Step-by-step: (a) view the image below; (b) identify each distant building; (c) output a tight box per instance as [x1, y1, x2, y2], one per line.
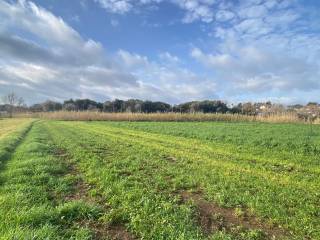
[287, 103, 320, 120]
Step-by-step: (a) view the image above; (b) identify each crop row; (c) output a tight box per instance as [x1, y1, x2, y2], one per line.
[1, 120, 318, 239]
[42, 121, 320, 239]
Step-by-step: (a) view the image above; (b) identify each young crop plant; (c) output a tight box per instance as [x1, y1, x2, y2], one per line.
[0, 122, 111, 239]
[37, 120, 320, 239]
[0, 119, 319, 239]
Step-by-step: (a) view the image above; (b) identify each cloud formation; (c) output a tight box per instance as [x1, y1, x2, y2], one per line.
[0, 0, 319, 105]
[94, 0, 216, 23]
[190, 0, 320, 103]
[92, 0, 320, 103]
[116, 50, 217, 102]
[0, 0, 216, 104]
[0, 0, 144, 103]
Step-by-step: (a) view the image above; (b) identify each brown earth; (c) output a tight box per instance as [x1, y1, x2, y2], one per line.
[179, 190, 289, 239]
[54, 148, 136, 240]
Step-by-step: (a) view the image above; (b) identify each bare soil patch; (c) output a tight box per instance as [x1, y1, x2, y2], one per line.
[54, 148, 135, 240]
[179, 190, 288, 239]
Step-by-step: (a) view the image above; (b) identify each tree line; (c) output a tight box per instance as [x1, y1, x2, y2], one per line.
[28, 99, 232, 114]
[1, 92, 319, 117]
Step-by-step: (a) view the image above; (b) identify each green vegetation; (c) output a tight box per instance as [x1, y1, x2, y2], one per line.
[0, 120, 319, 239]
[0, 119, 33, 167]
[0, 121, 105, 239]
[0, 119, 32, 140]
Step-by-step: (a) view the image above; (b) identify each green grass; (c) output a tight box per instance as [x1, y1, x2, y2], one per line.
[1, 120, 319, 239]
[0, 122, 103, 239]
[0, 119, 33, 168]
[0, 119, 33, 139]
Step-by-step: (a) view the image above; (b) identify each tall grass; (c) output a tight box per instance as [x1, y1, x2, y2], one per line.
[314, 117, 320, 124]
[16, 111, 309, 123]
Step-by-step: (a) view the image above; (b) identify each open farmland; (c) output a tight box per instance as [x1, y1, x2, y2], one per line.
[0, 119, 319, 240]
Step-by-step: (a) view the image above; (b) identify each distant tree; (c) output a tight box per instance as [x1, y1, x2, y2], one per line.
[307, 102, 318, 106]
[73, 99, 102, 111]
[41, 100, 62, 112]
[63, 99, 76, 111]
[265, 101, 272, 107]
[289, 104, 303, 109]
[104, 99, 143, 113]
[63, 103, 76, 111]
[152, 101, 171, 112]
[113, 99, 125, 112]
[141, 101, 171, 113]
[103, 101, 113, 112]
[1, 92, 25, 117]
[270, 103, 285, 113]
[173, 101, 195, 113]
[141, 101, 153, 113]
[124, 99, 143, 112]
[241, 102, 256, 115]
[173, 100, 228, 113]
[229, 103, 241, 114]
[29, 104, 44, 112]
[199, 100, 228, 113]
[63, 99, 75, 105]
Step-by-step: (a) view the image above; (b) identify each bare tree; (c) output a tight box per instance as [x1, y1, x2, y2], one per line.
[1, 92, 24, 117]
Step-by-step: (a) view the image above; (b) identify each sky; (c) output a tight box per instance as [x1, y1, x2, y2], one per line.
[0, 0, 319, 105]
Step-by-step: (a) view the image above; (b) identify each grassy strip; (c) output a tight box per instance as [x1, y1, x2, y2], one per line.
[27, 111, 305, 124]
[81, 123, 320, 183]
[47, 120, 320, 239]
[0, 119, 33, 140]
[54, 148, 136, 240]
[0, 122, 103, 239]
[61, 122, 318, 202]
[0, 119, 34, 170]
[43, 121, 209, 239]
[78, 122, 318, 240]
[44, 121, 296, 240]
[101, 121, 320, 161]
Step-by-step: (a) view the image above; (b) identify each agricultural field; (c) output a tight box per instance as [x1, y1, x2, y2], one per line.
[0, 119, 319, 240]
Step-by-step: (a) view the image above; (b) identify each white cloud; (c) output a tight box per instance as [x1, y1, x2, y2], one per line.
[0, 0, 218, 104]
[0, 1, 82, 47]
[191, 0, 320, 102]
[234, 18, 273, 38]
[117, 49, 149, 68]
[1, 63, 58, 84]
[238, 4, 267, 18]
[159, 52, 180, 64]
[93, 0, 216, 23]
[173, 0, 214, 23]
[94, 0, 133, 14]
[191, 48, 233, 68]
[192, 43, 320, 92]
[70, 15, 80, 22]
[0, 0, 150, 103]
[116, 50, 218, 102]
[215, 10, 235, 22]
[1, 0, 319, 105]
[110, 19, 119, 27]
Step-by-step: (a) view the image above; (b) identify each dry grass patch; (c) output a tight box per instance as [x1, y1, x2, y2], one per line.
[18, 111, 309, 124]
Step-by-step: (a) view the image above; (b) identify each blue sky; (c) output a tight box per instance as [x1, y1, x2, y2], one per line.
[0, 0, 319, 104]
